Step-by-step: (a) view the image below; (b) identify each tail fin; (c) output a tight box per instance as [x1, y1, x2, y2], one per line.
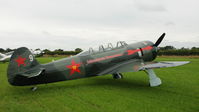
[7, 47, 44, 85]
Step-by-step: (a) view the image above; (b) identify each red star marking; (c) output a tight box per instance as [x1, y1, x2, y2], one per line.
[66, 60, 81, 75]
[15, 56, 26, 67]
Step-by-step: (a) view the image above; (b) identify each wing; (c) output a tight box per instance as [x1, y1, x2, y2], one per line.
[97, 59, 144, 75]
[97, 59, 190, 75]
[139, 61, 190, 70]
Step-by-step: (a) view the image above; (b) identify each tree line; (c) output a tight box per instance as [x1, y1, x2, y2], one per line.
[0, 48, 83, 56]
[159, 46, 199, 56]
[1, 46, 199, 56]
[42, 48, 83, 56]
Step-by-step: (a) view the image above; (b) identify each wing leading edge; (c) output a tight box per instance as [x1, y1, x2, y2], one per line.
[139, 61, 190, 70]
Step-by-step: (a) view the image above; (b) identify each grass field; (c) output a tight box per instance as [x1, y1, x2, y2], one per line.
[0, 57, 198, 112]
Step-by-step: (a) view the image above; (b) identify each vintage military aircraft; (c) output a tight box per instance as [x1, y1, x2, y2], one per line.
[7, 33, 189, 91]
[0, 51, 14, 62]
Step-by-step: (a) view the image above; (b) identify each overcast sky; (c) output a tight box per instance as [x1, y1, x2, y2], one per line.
[0, 0, 199, 51]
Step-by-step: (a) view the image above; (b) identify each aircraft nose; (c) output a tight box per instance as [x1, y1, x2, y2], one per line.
[152, 46, 158, 60]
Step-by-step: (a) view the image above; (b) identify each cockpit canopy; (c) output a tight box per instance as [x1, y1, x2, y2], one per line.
[78, 41, 128, 56]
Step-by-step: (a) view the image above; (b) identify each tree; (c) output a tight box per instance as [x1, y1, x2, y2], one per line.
[191, 47, 199, 50]
[54, 49, 64, 52]
[54, 49, 64, 55]
[160, 46, 175, 50]
[0, 48, 5, 53]
[5, 48, 13, 52]
[75, 48, 83, 53]
[35, 48, 41, 51]
[43, 49, 51, 55]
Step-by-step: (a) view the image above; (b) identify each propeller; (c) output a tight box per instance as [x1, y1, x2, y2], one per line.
[154, 33, 166, 47]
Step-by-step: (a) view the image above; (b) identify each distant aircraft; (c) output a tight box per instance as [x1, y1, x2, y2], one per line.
[7, 33, 189, 91]
[30, 49, 43, 55]
[0, 49, 43, 62]
[0, 51, 14, 62]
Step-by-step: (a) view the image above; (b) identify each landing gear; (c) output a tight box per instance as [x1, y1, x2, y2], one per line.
[145, 69, 162, 87]
[31, 86, 38, 91]
[112, 73, 123, 79]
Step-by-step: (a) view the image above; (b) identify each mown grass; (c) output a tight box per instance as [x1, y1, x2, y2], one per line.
[0, 57, 198, 112]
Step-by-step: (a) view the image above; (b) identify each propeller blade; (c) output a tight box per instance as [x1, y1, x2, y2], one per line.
[154, 33, 166, 47]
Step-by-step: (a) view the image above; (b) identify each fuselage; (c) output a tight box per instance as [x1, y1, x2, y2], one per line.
[11, 41, 158, 86]
[38, 41, 156, 84]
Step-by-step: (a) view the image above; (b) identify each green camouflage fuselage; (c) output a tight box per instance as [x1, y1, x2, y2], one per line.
[9, 41, 157, 86]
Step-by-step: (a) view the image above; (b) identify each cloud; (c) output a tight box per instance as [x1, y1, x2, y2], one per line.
[134, 0, 167, 12]
[165, 21, 175, 26]
[0, 0, 199, 50]
[135, 4, 166, 12]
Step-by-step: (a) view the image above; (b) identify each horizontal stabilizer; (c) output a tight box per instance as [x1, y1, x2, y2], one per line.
[19, 68, 45, 78]
[139, 61, 190, 70]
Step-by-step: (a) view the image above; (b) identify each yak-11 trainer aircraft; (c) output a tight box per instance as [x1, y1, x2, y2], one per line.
[7, 33, 189, 90]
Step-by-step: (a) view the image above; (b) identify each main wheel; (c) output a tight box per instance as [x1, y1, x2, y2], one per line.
[112, 73, 123, 79]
